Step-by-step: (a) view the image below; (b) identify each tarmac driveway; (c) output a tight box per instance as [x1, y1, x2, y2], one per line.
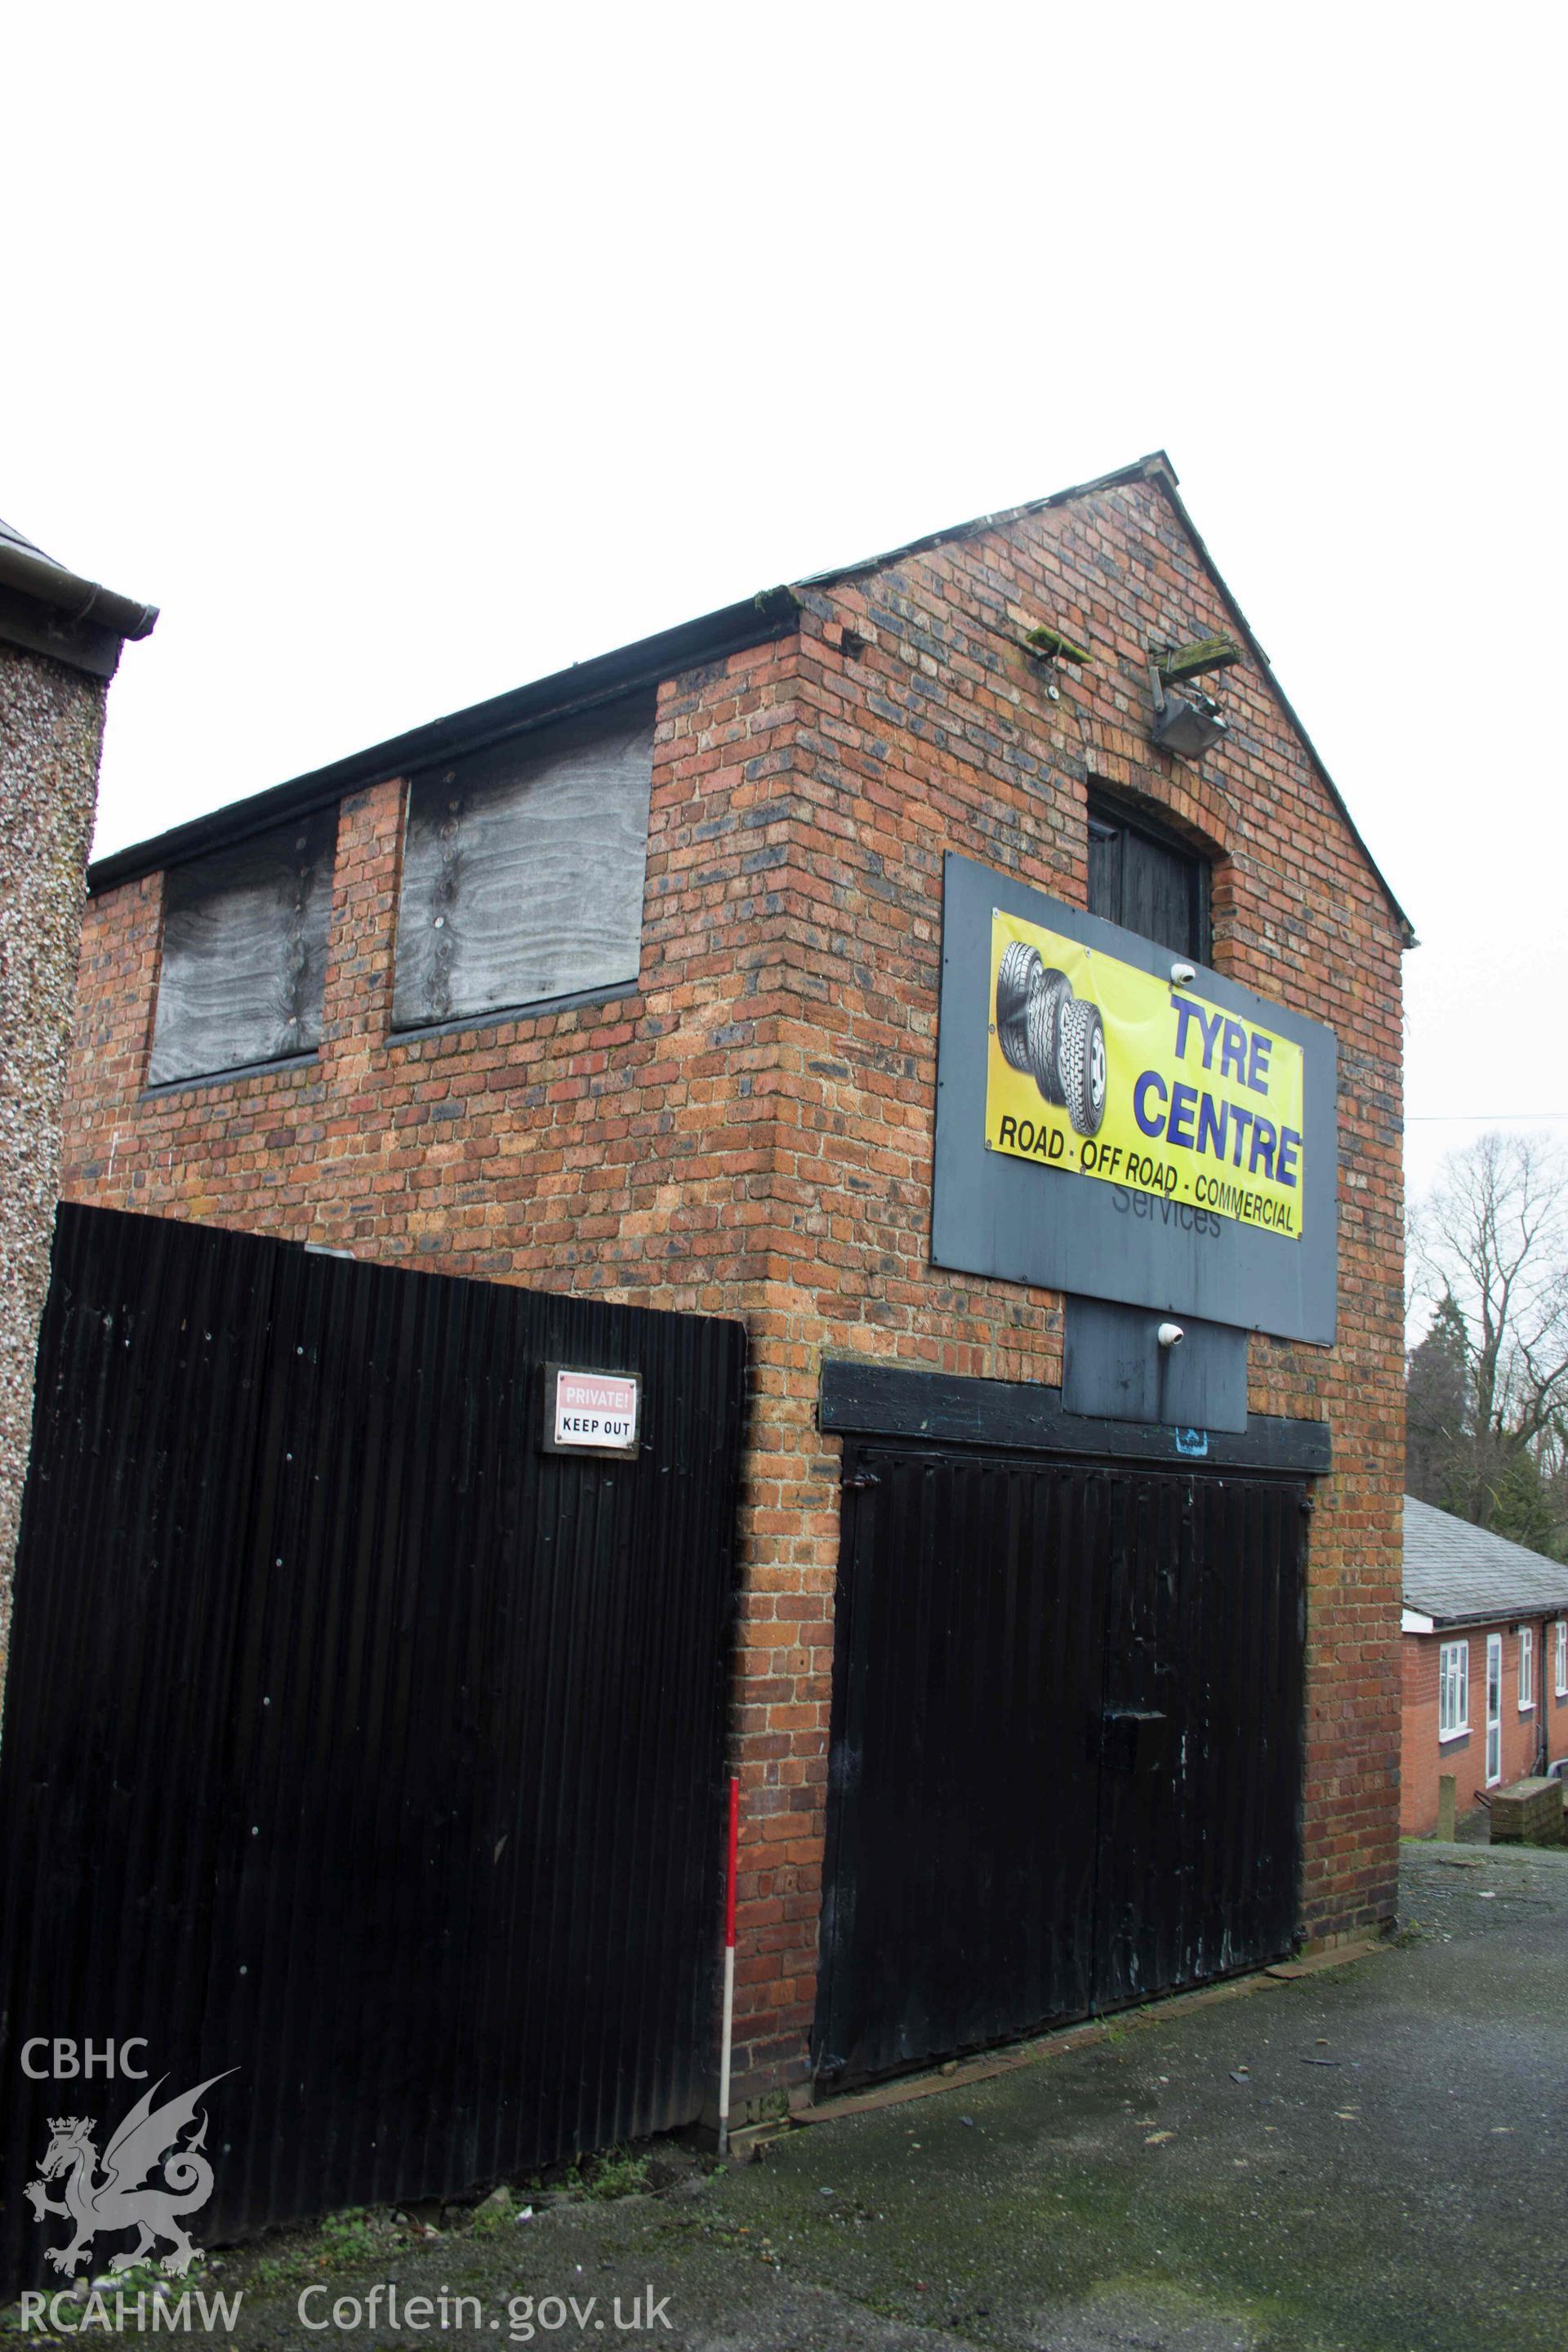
[12, 1843, 1567, 2352]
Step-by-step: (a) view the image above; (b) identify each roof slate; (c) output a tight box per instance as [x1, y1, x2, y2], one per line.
[0, 514, 55, 561]
[0, 510, 158, 673]
[1403, 1495, 1568, 1625]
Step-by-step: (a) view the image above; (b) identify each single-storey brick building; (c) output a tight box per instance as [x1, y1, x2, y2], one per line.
[58, 452, 1410, 2105]
[1401, 1494, 1568, 1837]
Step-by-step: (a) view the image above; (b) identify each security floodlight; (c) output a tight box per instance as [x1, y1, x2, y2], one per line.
[1150, 664, 1227, 759]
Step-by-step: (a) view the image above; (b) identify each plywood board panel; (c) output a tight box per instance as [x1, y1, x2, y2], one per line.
[148, 813, 336, 1086]
[394, 706, 655, 1031]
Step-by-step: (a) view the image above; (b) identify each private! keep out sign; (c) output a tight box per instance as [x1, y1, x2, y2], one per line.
[551, 1369, 640, 1451]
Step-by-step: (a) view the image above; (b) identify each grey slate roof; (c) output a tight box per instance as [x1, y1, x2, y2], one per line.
[0, 514, 55, 560]
[1403, 1495, 1568, 1626]
[0, 510, 158, 654]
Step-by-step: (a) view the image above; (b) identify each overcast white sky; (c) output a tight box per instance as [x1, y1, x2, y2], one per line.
[4, 3, 1563, 1217]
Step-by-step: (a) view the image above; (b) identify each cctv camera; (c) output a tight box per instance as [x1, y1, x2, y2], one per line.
[1156, 1321, 1185, 1348]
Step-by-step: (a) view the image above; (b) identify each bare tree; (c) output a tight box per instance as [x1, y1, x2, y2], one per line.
[1410, 1132, 1568, 1542]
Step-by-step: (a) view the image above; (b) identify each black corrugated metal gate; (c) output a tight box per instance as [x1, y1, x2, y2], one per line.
[0, 1205, 745, 2292]
[814, 1442, 1305, 2088]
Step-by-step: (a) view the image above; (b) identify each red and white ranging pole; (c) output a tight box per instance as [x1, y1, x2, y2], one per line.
[718, 1775, 739, 2155]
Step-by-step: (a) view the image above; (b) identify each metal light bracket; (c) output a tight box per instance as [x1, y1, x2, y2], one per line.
[1023, 621, 1092, 703]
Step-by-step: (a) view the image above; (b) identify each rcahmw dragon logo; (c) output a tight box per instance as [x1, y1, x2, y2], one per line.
[24, 2072, 234, 2276]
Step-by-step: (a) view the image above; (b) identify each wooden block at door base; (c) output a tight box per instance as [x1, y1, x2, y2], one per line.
[1265, 1939, 1383, 1979]
[1488, 1778, 1564, 1846]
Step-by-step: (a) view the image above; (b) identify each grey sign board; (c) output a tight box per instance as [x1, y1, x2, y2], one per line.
[932, 853, 1339, 1346]
[1062, 1296, 1249, 1433]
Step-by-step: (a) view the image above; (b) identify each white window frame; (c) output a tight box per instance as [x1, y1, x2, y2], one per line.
[1438, 1639, 1469, 1741]
[1556, 1619, 1566, 1699]
[1519, 1626, 1535, 1712]
[1486, 1633, 1503, 1787]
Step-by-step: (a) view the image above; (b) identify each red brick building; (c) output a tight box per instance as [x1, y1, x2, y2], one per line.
[1401, 1494, 1568, 1836]
[60, 453, 1410, 2105]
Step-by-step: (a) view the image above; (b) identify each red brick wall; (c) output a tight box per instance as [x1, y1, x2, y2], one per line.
[1400, 1633, 1441, 1836]
[61, 464, 1408, 2099]
[1401, 1621, 1568, 1835]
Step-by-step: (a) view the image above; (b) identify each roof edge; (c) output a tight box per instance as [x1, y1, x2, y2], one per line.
[85, 449, 1414, 948]
[1142, 470, 1416, 948]
[796, 451, 1178, 590]
[0, 531, 158, 681]
[802, 452, 1414, 948]
[87, 587, 800, 893]
[1410, 1599, 1568, 1631]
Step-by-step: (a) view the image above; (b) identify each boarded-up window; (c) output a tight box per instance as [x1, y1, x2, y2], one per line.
[392, 704, 655, 1032]
[1088, 793, 1211, 963]
[148, 813, 337, 1086]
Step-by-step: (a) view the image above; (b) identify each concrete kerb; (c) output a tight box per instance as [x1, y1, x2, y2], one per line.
[725, 1936, 1388, 2154]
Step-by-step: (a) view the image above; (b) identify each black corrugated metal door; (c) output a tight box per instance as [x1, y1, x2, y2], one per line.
[815, 1444, 1305, 2089]
[0, 1204, 746, 2291]
[815, 1451, 1112, 2086]
[1093, 1471, 1305, 2010]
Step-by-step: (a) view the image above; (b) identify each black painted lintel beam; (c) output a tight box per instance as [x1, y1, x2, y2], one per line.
[818, 1356, 1330, 1477]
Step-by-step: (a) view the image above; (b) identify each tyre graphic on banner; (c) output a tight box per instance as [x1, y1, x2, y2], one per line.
[994, 942, 1106, 1135]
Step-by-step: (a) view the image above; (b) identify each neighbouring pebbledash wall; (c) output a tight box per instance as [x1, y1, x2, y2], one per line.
[0, 515, 155, 1716]
[0, 648, 107, 1695]
[60, 458, 1407, 2102]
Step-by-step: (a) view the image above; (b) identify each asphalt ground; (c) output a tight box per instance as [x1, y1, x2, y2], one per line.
[8, 1842, 1566, 2352]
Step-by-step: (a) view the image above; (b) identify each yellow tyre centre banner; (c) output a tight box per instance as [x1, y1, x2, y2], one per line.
[985, 910, 1307, 1239]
